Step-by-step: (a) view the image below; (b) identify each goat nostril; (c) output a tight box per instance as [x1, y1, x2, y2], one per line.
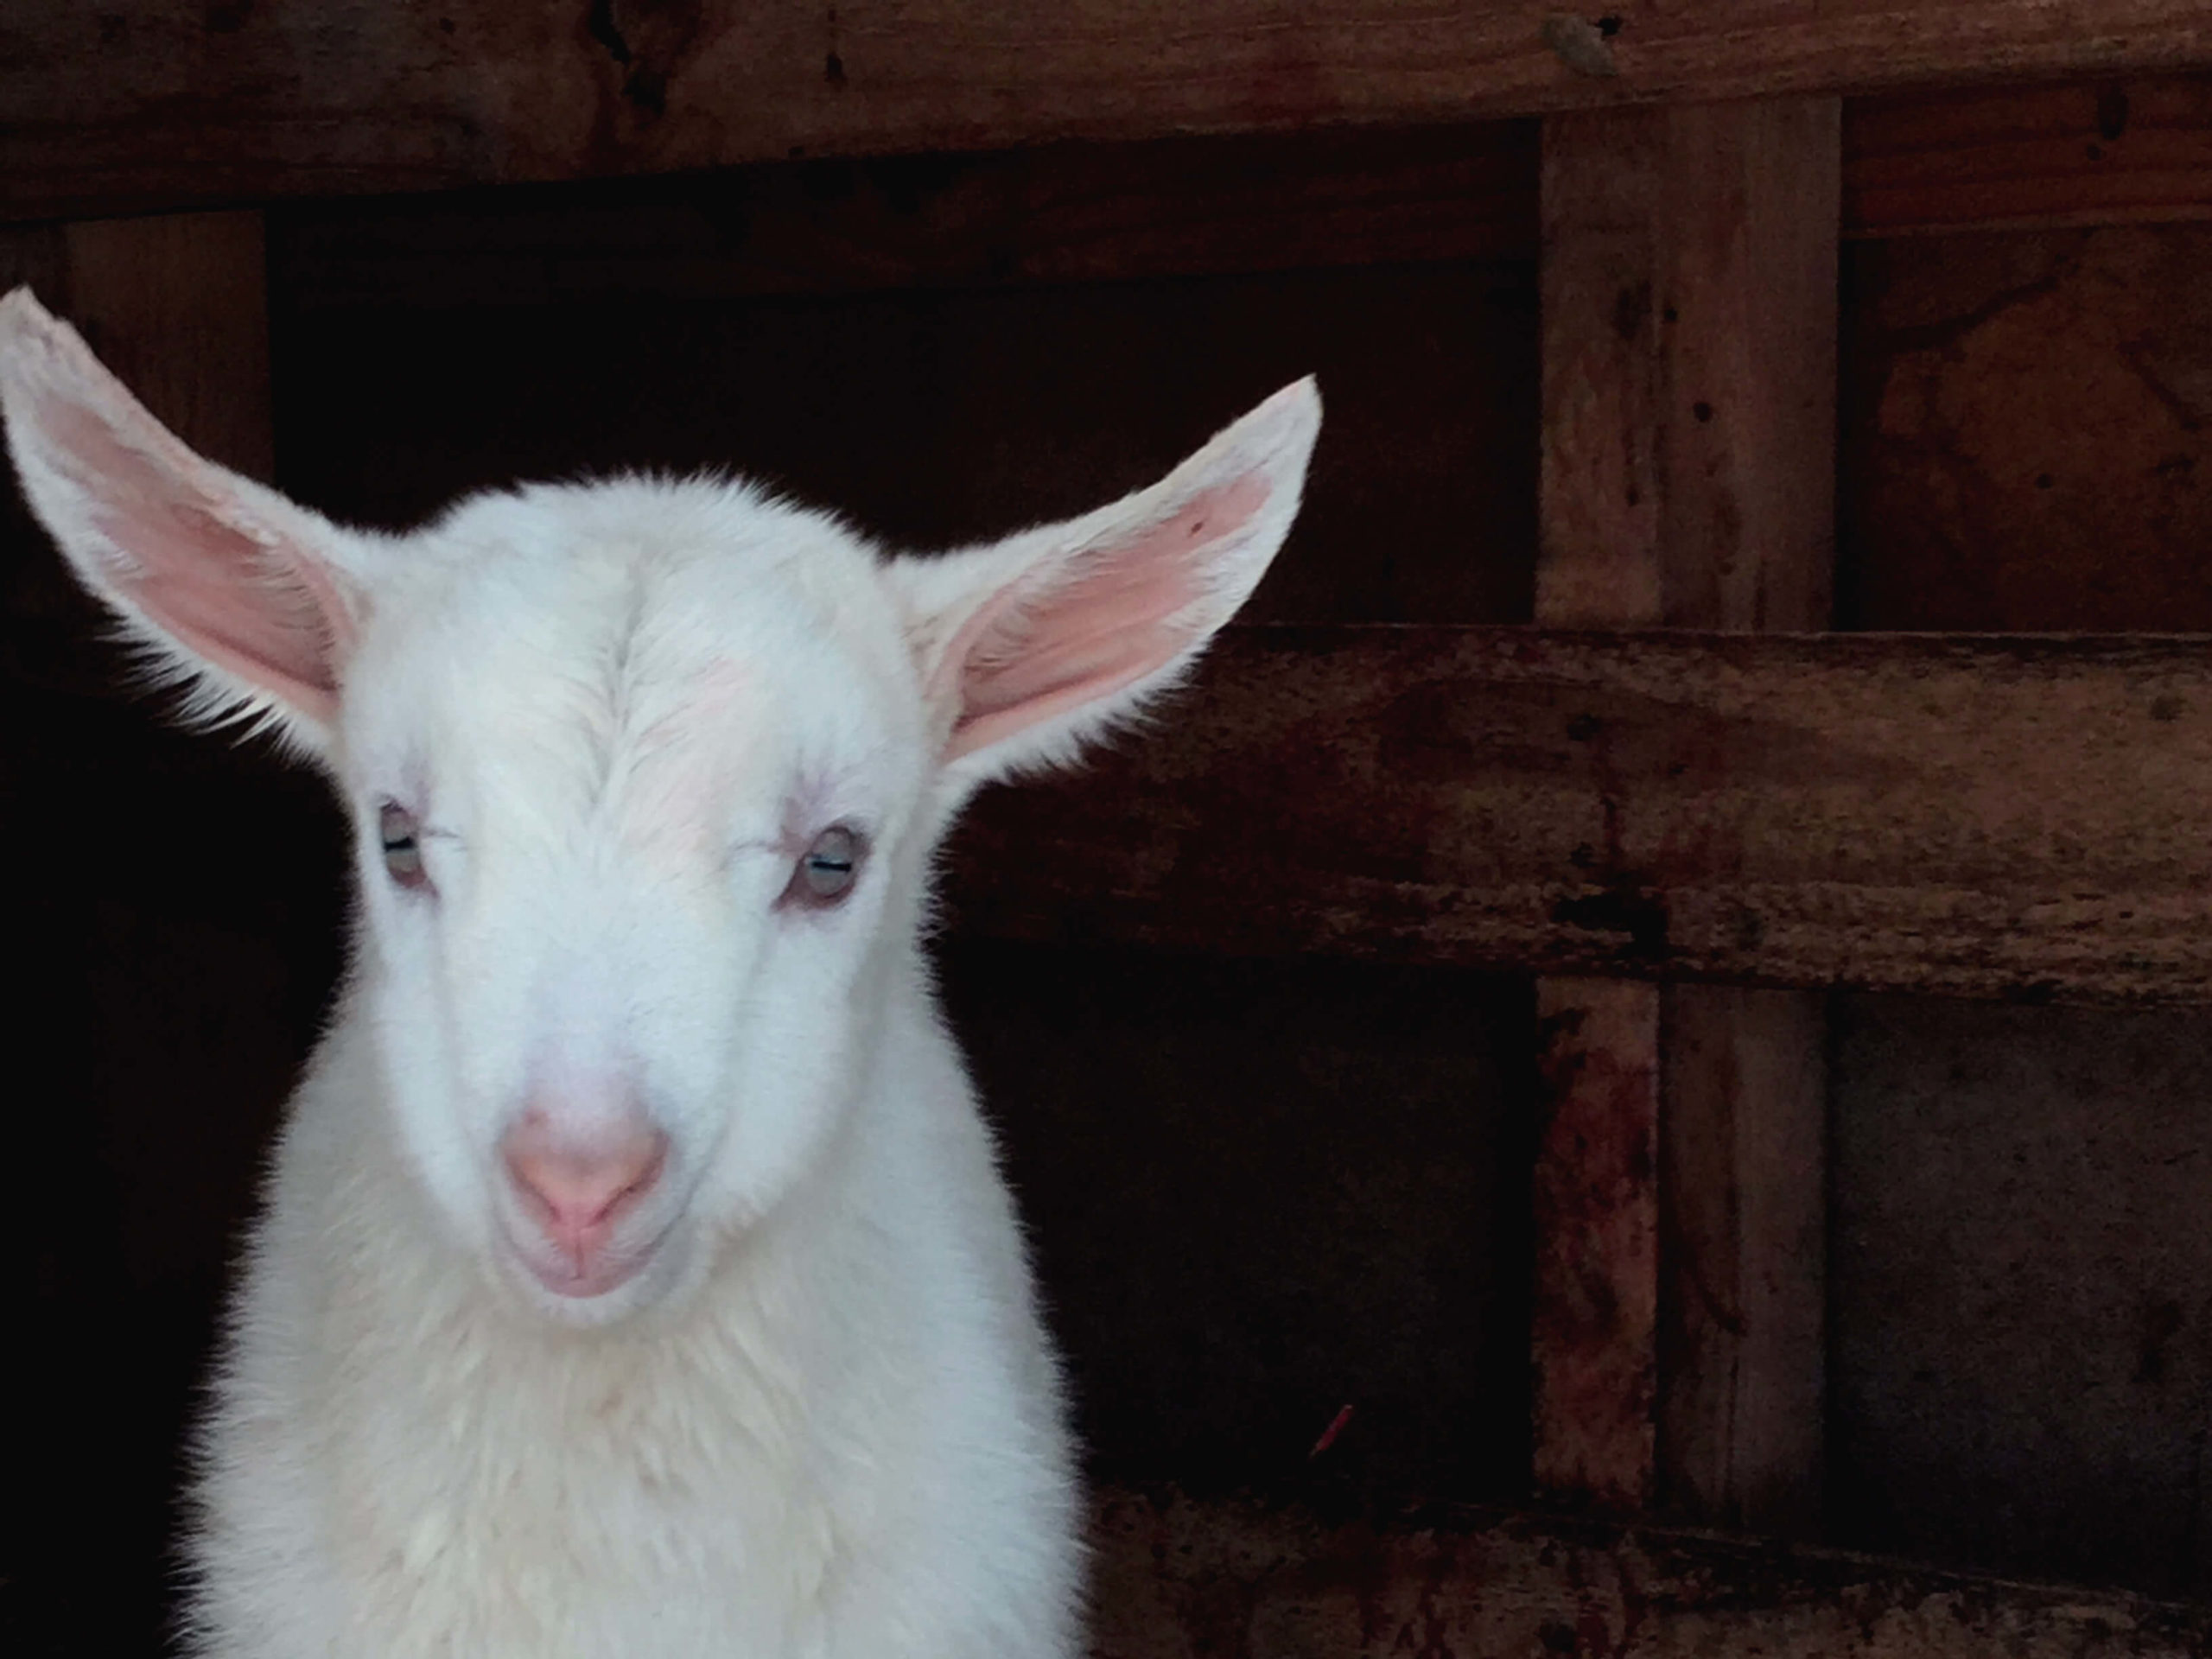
[503, 1123, 668, 1241]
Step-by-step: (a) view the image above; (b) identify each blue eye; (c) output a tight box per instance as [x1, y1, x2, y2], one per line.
[791, 824, 861, 907]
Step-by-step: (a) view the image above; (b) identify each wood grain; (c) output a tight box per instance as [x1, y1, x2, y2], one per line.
[260, 76, 2212, 322]
[1537, 102, 1838, 630]
[1529, 102, 1662, 1516]
[1530, 979, 1659, 1510]
[2, 3, 2208, 221]
[1658, 984, 1827, 1534]
[1848, 73, 2212, 236]
[1086, 1484, 2212, 1658]
[944, 625, 2212, 1007]
[1529, 98, 1834, 1529]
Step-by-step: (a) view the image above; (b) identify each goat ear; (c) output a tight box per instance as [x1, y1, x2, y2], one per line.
[0, 286, 365, 753]
[885, 377, 1319, 783]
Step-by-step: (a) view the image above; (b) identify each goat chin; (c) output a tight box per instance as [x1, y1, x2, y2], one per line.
[0, 283, 1320, 1658]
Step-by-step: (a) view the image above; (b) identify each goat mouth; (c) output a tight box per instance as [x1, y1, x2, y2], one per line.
[502, 1221, 670, 1301]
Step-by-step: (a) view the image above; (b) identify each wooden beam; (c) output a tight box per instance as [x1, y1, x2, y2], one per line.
[1528, 99, 1663, 1515]
[1657, 984, 1827, 1532]
[1086, 1484, 2212, 1658]
[946, 624, 2212, 1005]
[1848, 73, 2212, 237]
[259, 75, 2212, 323]
[1529, 95, 1834, 1532]
[1530, 979, 1660, 1510]
[3, 3, 2209, 222]
[1535, 102, 1838, 632]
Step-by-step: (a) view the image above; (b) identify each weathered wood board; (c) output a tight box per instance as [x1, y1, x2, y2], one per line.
[1531, 978, 1660, 1510]
[946, 626, 2212, 1005]
[1848, 73, 2212, 236]
[1530, 95, 1834, 1534]
[1087, 1485, 2212, 1658]
[3, 3, 2208, 220]
[249, 76, 2212, 334]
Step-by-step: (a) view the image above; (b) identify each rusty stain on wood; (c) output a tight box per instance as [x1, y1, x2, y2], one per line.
[3, 3, 2209, 221]
[1532, 979, 1659, 1510]
[1085, 1484, 2212, 1657]
[945, 625, 2212, 1007]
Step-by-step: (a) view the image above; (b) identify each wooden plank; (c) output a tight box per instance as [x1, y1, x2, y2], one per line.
[1537, 101, 1838, 632]
[1646, 99, 1839, 633]
[1658, 985, 1827, 1534]
[1848, 73, 2212, 236]
[1529, 101, 1663, 1515]
[253, 77, 2212, 325]
[3, 3, 2209, 222]
[1531, 97, 1834, 1529]
[944, 625, 2212, 1006]
[1530, 980, 1659, 1510]
[1086, 1484, 2212, 1658]
[1641, 99, 1835, 1536]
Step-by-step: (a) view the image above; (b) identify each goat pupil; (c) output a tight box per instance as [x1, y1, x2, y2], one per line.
[803, 828, 859, 899]
[378, 804, 425, 886]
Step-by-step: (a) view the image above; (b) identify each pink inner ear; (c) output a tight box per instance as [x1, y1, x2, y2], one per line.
[49, 395, 346, 722]
[943, 474, 1267, 761]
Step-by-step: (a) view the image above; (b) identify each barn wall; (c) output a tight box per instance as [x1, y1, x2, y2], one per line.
[10, 117, 2212, 1653]
[1826, 222, 2212, 1595]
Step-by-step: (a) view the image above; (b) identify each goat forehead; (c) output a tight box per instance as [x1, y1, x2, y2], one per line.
[363, 564, 903, 849]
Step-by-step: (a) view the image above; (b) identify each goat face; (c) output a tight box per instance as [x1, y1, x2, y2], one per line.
[0, 285, 1319, 1325]
[340, 485, 937, 1319]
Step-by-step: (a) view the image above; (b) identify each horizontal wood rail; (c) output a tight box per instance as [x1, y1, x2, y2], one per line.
[256, 77, 2212, 321]
[946, 626, 2212, 1005]
[3, 3, 2209, 222]
[1847, 73, 2212, 236]
[1088, 1484, 2212, 1658]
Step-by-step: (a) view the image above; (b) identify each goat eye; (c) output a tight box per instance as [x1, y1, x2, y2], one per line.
[378, 804, 428, 889]
[791, 824, 861, 907]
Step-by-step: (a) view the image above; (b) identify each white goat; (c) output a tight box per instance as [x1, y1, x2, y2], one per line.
[0, 287, 1318, 1658]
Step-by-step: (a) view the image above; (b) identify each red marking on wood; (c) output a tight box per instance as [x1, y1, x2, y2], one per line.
[1309, 1402, 1356, 1459]
[1530, 979, 1659, 1511]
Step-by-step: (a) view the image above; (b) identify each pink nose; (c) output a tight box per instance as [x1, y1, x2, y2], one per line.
[502, 1112, 668, 1279]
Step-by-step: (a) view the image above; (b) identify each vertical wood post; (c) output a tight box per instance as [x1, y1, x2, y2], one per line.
[1532, 98, 1839, 1534]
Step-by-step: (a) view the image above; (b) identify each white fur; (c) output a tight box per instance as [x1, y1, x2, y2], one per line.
[0, 286, 1319, 1658]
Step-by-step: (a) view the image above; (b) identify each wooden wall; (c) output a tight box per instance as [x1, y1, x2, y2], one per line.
[9, 73, 2212, 1652]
